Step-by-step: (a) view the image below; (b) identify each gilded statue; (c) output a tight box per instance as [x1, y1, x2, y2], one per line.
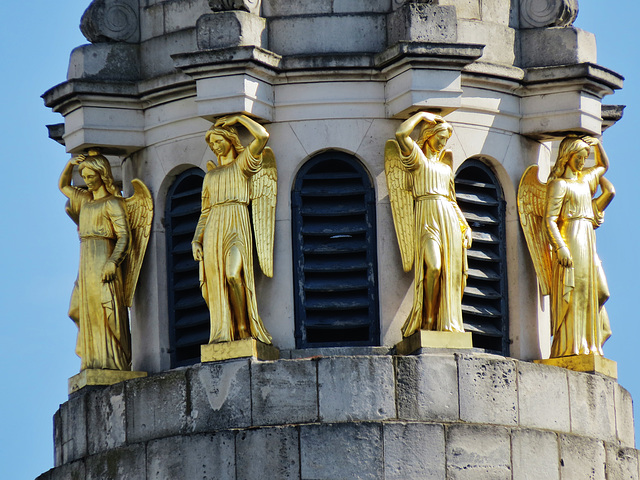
[386, 112, 472, 337]
[59, 150, 153, 371]
[192, 114, 277, 345]
[518, 135, 613, 357]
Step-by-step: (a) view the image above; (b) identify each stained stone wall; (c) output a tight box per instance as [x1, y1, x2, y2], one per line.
[37, 352, 637, 480]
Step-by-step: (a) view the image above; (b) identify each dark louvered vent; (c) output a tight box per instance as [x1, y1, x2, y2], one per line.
[455, 160, 509, 355]
[292, 152, 380, 348]
[166, 168, 209, 367]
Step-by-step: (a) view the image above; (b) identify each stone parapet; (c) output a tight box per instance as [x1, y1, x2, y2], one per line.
[40, 352, 638, 479]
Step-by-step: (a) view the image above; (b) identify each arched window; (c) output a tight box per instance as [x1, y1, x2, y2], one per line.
[165, 168, 208, 367]
[292, 152, 380, 348]
[455, 159, 509, 355]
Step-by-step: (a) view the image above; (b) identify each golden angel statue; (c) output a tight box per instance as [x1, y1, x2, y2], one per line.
[518, 135, 614, 358]
[385, 111, 472, 337]
[59, 150, 153, 371]
[192, 114, 277, 345]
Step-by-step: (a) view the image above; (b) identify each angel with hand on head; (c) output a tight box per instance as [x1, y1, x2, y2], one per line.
[192, 114, 277, 345]
[59, 149, 153, 371]
[518, 135, 614, 358]
[385, 111, 472, 337]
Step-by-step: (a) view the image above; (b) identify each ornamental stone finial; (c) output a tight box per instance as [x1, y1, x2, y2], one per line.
[520, 0, 579, 28]
[209, 0, 261, 15]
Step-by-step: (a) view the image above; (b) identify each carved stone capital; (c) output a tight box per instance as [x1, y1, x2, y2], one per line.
[520, 0, 579, 29]
[209, 0, 261, 15]
[80, 0, 140, 43]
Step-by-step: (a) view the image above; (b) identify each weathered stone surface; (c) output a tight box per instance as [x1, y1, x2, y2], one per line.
[196, 11, 266, 50]
[517, 362, 570, 432]
[86, 383, 127, 455]
[262, 0, 332, 16]
[59, 395, 87, 465]
[146, 433, 235, 480]
[511, 429, 559, 480]
[387, 3, 457, 46]
[251, 359, 318, 426]
[520, 27, 597, 68]
[605, 443, 639, 480]
[520, 0, 578, 28]
[568, 371, 616, 441]
[236, 427, 299, 479]
[80, 0, 141, 43]
[300, 423, 383, 480]
[383, 422, 445, 479]
[126, 370, 187, 443]
[85, 445, 146, 480]
[209, 0, 260, 14]
[446, 424, 512, 480]
[46, 460, 86, 480]
[396, 354, 459, 422]
[187, 359, 251, 432]
[457, 355, 518, 426]
[615, 384, 636, 447]
[559, 434, 605, 480]
[67, 43, 140, 82]
[318, 356, 395, 422]
[334, 0, 391, 13]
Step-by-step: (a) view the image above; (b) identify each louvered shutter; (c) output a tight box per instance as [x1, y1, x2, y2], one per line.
[292, 152, 380, 348]
[455, 160, 509, 355]
[165, 168, 209, 367]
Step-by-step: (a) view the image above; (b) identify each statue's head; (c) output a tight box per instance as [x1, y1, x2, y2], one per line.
[79, 150, 120, 197]
[550, 135, 591, 179]
[417, 120, 453, 153]
[205, 124, 245, 163]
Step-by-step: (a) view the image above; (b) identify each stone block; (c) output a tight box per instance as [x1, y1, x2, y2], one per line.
[196, 11, 267, 50]
[67, 43, 140, 82]
[457, 355, 518, 426]
[269, 14, 386, 56]
[210, 0, 261, 15]
[396, 354, 459, 422]
[262, 0, 332, 17]
[146, 432, 235, 480]
[300, 423, 383, 480]
[559, 434, 605, 480]
[520, 27, 597, 68]
[567, 371, 616, 441]
[446, 424, 512, 479]
[333, 0, 391, 13]
[85, 445, 146, 480]
[59, 395, 87, 465]
[511, 429, 559, 480]
[387, 4, 457, 46]
[318, 356, 395, 422]
[383, 422, 445, 479]
[187, 359, 252, 432]
[251, 359, 318, 426]
[615, 384, 636, 447]
[54, 410, 63, 467]
[47, 461, 86, 480]
[126, 370, 187, 443]
[236, 427, 299, 479]
[517, 362, 570, 432]
[439, 0, 480, 19]
[86, 382, 127, 455]
[164, 0, 209, 33]
[605, 443, 639, 480]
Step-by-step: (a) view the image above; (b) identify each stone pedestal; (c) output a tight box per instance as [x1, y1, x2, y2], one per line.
[201, 338, 280, 362]
[535, 354, 618, 379]
[395, 330, 473, 355]
[68, 369, 147, 395]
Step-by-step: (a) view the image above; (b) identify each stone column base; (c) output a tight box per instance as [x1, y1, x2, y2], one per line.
[395, 330, 473, 355]
[201, 338, 280, 363]
[69, 369, 147, 395]
[534, 354, 617, 379]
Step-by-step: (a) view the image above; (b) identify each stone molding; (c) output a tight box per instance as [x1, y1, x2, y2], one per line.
[80, 0, 140, 44]
[520, 0, 579, 29]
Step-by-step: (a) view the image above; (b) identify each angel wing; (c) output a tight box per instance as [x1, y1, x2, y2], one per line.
[385, 139, 415, 272]
[123, 179, 154, 307]
[206, 160, 216, 171]
[250, 147, 277, 277]
[517, 165, 552, 295]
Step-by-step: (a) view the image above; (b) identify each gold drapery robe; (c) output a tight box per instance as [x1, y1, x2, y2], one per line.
[546, 167, 611, 357]
[68, 188, 131, 370]
[193, 149, 272, 344]
[401, 144, 468, 336]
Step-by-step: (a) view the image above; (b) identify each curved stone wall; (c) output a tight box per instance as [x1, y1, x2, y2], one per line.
[38, 352, 637, 479]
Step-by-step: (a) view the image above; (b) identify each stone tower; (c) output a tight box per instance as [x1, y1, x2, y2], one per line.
[38, 0, 637, 478]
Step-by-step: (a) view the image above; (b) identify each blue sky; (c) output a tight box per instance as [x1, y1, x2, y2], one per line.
[1, 2, 638, 478]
